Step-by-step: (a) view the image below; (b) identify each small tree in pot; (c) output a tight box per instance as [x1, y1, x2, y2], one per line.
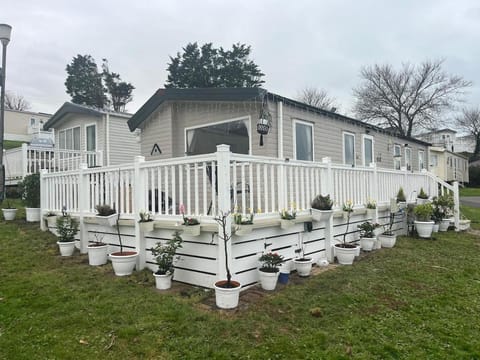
[358, 221, 380, 252]
[20, 173, 41, 222]
[56, 211, 79, 257]
[87, 232, 108, 266]
[311, 194, 333, 221]
[417, 188, 429, 204]
[258, 252, 284, 291]
[334, 200, 359, 265]
[414, 203, 434, 238]
[151, 231, 183, 290]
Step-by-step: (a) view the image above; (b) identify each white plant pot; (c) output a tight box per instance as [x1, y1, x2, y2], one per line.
[334, 245, 358, 265]
[139, 221, 154, 233]
[373, 227, 383, 236]
[293, 258, 313, 277]
[25, 207, 41, 222]
[96, 214, 118, 227]
[311, 209, 333, 222]
[432, 224, 439, 233]
[109, 251, 138, 276]
[2, 208, 17, 221]
[57, 241, 76, 256]
[182, 224, 200, 236]
[416, 198, 428, 205]
[280, 219, 295, 230]
[360, 237, 376, 252]
[258, 269, 279, 290]
[414, 221, 434, 238]
[154, 272, 173, 290]
[439, 219, 450, 232]
[214, 280, 241, 309]
[378, 234, 396, 248]
[366, 208, 376, 219]
[458, 220, 471, 231]
[235, 224, 253, 236]
[45, 215, 57, 227]
[87, 244, 108, 266]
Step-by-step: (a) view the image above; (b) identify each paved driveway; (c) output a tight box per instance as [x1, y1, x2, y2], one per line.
[460, 196, 480, 208]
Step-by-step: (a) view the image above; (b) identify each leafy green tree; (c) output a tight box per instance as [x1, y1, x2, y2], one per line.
[102, 59, 135, 112]
[165, 42, 264, 88]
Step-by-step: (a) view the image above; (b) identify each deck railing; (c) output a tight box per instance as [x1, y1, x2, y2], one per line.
[40, 144, 459, 228]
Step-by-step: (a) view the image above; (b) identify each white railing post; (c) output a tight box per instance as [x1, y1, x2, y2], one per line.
[21, 143, 28, 178]
[40, 169, 48, 231]
[134, 156, 146, 270]
[78, 163, 89, 253]
[370, 162, 378, 221]
[322, 157, 333, 197]
[216, 144, 232, 281]
[453, 181, 460, 232]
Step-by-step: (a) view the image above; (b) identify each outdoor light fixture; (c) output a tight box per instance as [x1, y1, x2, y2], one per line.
[0, 23, 12, 200]
[257, 93, 271, 146]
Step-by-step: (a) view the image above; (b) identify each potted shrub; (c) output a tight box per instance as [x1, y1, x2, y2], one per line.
[44, 211, 57, 227]
[435, 194, 454, 231]
[311, 194, 333, 221]
[258, 252, 284, 291]
[87, 232, 109, 266]
[334, 204, 360, 265]
[138, 210, 154, 233]
[151, 231, 183, 290]
[2, 198, 17, 221]
[414, 203, 434, 238]
[56, 213, 79, 257]
[279, 208, 296, 230]
[233, 211, 254, 236]
[378, 211, 397, 248]
[365, 198, 376, 219]
[358, 221, 380, 252]
[179, 203, 200, 236]
[20, 173, 41, 222]
[396, 187, 407, 209]
[431, 202, 442, 233]
[213, 211, 241, 309]
[95, 204, 117, 227]
[293, 246, 313, 277]
[109, 211, 138, 276]
[417, 188, 429, 205]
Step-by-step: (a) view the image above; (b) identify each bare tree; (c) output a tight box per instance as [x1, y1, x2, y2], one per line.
[5, 91, 31, 111]
[353, 59, 471, 137]
[456, 107, 480, 156]
[297, 87, 339, 111]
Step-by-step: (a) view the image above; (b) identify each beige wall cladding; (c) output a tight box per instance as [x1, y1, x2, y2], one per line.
[108, 115, 141, 165]
[141, 104, 173, 160]
[4, 109, 51, 138]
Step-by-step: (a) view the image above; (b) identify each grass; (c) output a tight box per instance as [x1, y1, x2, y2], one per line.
[460, 187, 480, 197]
[1, 211, 480, 358]
[4, 140, 25, 150]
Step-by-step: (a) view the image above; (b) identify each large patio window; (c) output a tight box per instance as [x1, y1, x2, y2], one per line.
[185, 118, 250, 155]
[58, 126, 80, 151]
[362, 135, 374, 166]
[343, 132, 355, 166]
[294, 120, 314, 161]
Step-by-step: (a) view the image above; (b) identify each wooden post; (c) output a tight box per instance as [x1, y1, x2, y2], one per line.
[134, 156, 146, 269]
[453, 181, 460, 232]
[39, 169, 48, 231]
[78, 163, 89, 253]
[216, 144, 232, 281]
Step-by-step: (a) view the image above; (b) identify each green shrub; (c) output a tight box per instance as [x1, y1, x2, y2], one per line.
[414, 203, 434, 222]
[19, 174, 40, 208]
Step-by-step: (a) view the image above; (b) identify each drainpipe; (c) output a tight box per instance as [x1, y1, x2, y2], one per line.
[105, 111, 110, 166]
[277, 101, 283, 159]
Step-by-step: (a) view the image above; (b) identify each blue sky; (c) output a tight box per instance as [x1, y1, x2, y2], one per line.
[2, 0, 479, 118]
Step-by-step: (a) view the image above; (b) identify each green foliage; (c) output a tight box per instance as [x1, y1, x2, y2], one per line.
[55, 215, 79, 242]
[138, 210, 152, 222]
[414, 203, 434, 221]
[396, 187, 406, 202]
[467, 166, 480, 187]
[165, 42, 265, 88]
[233, 212, 254, 225]
[151, 231, 183, 275]
[65, 55, 134, 111]
[19, 173, 40, 208]
[460, 187, 480, 196]
[432, 193, 454, 220]
[311, 194, 333, 210]
[258, 252, 284, 272]
[279, 209, 296, 220]
[358, 221, 380, 238]
[4, 140, 25, 150]
[95, 204, 116, 216]
[418, 187, 428, 199]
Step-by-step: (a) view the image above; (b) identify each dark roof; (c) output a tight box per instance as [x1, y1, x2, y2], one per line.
[127, 87, 431, 147]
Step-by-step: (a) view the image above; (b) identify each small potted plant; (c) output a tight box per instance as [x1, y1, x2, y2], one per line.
[279, 208, 296, 230]
[258, 252, 284, 291]
[293, 246, 313, 277]
[179, 204, 200, 236]
[44, 211, 57, 227]
[87, 232, 109, 266]
[95, 204, 117, 227]
[413, 203, 434, 238]
[138, 210, 154, 233]
[20, 173, 41, 222]
[213, 211, 241, 309]
[396, 187, 407, 209]
[435, 194, 454, 231]
[378, 211, 397, 248]
[342, 200, 354, 220]
[311, 194, 334, 221]
[56, 212, 79, 257]
[334, 202, 360, 265]
[233, 211, 254, 236]
[2, 198, 17, 221]
[417, 188, 429, 205]
[358, 221, 380, 252]
[365, 198, 376, 218]
[151, 231, 183, 290]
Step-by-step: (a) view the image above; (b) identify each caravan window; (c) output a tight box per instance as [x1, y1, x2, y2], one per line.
[294, 120, 314, 161]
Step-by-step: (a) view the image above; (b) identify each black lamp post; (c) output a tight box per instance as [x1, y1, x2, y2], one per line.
[0, 24, 12, 199]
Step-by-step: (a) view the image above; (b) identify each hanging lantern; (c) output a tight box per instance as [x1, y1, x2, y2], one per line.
[257, 94, 271, 146]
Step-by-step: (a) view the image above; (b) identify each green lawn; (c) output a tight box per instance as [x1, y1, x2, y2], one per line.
[1, 212, 480, 358]
[460, 187, 480, 197]
[4, 140, 25, 150]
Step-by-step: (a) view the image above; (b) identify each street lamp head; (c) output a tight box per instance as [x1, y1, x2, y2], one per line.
[0, 24, 12, 46]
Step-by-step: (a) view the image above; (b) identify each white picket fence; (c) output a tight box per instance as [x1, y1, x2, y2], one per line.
[4, 143, 102, 184]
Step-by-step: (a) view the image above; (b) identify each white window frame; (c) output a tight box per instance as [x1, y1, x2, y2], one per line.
[393, 144, 401, 170]
[343, 131, 356, 166]
[405, 147, 412, 170]
[58, 126, 81, 151]
[418, 150, 425, 170]
[362, 134, 374, 166]
[184, 116, 252, 155]
[85, 123, 97, 152]
[293, 119, 314, 161]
